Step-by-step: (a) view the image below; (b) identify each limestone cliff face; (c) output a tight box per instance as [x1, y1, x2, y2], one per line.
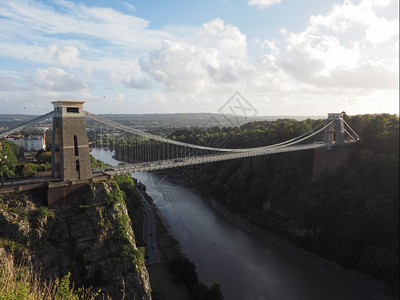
[0, 181, 151, 299]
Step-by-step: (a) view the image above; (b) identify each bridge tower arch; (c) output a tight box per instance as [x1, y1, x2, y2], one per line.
[51, 101, 92, 181]
[324, 113, 345, 146]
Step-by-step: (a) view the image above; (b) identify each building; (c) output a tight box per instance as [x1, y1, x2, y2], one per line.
[6, 134, 25, 149]
[6, 134, 46, 151]
[26, 136, 46, 151]
[51, 100, 92, 181]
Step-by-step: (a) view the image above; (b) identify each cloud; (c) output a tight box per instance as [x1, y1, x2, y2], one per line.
[0, 0, 172, 50]
[32, 67, 88, 92]
[279, 0, 398, 90]
[110, 71, 151, 89]
[47, 44, 82, 68]
[248, 0, 282, 9]
[196, 18, 248, 59]
[308, 0, 398, 44]
[139, 40, 212, 93]
[139, 19, 249, 94]
[328, 60, 398, 89]
[123, 2, 136, 12]
[0, 75, 18, 91]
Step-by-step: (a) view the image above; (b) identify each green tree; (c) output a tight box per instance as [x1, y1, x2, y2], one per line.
[169, 255, 199, 290]
[0, 141, 19, 179]
[37, 151, 52, 164]
[15, 163, 35, 178]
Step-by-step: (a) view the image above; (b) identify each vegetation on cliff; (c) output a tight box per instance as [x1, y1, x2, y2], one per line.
[171, 113, 399, 289]
[0, 179, 152, 299]
[0, 254, 106, 300]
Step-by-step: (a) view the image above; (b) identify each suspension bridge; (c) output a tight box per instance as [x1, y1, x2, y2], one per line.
[0, 101, 360, 183]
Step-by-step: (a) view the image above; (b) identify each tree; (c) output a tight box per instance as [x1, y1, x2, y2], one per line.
[15, 163, 35, 178]
[0, 141, 19, 179]
[0, 141, 19, 170]
[169, 255, 199, 290]
[37, 151, 52, 164]
[194, 283, 224, 300]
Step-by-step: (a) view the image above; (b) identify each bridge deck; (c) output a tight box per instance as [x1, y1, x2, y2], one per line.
[102, 142, 329, 174]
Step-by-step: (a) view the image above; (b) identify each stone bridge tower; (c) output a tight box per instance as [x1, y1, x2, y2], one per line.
[324, 113, 345, 146]
[51, 101, 92, 181]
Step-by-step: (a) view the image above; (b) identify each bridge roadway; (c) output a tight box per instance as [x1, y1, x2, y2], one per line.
[103, 142, 329, 175]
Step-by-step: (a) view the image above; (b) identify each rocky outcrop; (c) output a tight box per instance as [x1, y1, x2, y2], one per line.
[0, 181, 151, 299]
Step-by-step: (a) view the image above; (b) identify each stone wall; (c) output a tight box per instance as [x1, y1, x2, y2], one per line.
[47, 175, 111, 208]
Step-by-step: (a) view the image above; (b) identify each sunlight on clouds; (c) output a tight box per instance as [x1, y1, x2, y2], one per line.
[368, 0, 396, 8]
[366, 18, 398, 44]
[197, 18, 247, 59]
[285, 32, 360, 75]
[309, 0, 398, 44]
[47, 45, 81, 68]
[279, 0, 398, 94]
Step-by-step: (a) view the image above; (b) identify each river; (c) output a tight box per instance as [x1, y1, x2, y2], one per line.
[91, 148, 395, 300]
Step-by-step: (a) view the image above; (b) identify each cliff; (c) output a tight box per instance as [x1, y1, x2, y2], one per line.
[0, 180, 151, 299]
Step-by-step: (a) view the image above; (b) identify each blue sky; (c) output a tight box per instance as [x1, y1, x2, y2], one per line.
[0, 0, 398, 116]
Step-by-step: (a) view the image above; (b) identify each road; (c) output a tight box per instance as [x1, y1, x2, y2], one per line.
[0, 172, 107, 188]
[140, 191, 166, 265]
[0, 175, 56, 188]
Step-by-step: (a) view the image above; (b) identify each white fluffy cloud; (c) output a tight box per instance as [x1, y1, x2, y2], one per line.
[248, 0, 282, 9]
[196, 18, 248, 59]
[139, 19, 249, 94]
[33, 68, 88, 92]
[140, 40, 215, 93]
[47, 45, 82, 68]
[279, 0, 398, 91]
[308, 0, 398, 44]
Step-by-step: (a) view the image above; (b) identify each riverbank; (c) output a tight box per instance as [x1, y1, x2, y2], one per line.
[154, 170, 396, 297]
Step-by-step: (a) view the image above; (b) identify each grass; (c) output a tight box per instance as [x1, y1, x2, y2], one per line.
[0, 253, 110, 300]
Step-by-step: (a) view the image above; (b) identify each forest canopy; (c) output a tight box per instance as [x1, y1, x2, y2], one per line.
[172, 113, 399, 288]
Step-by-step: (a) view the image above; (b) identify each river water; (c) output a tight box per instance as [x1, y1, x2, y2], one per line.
[91, 149, 395, 300]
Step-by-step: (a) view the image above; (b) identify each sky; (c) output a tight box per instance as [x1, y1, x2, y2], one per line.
[0, 0, 398, 116]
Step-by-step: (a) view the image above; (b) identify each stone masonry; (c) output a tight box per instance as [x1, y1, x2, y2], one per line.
[51, 101, 92, 181]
